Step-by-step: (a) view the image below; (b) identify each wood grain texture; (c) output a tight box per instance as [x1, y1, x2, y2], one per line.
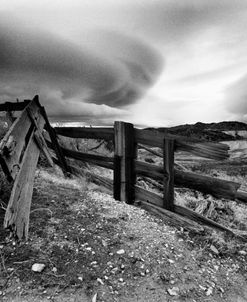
[0, 98, 41, 181]
[135, 160, 240, 199]
[236, 190, 247, 203]
[40, 105, 71, 174]
[135, 129, 229, 160]
[137, 199, 205, 234]
[27, 107, 53, 167]
[46, 140, 114, 170]
[4, 134, 40, 239]
[135, 186, 239, 236]
[3, 106, 46, 239]
[0, 100, 30, 112]
[114, 122, 136, 204]
[55, 127, 114, 140]
[163, 138, 174, 211]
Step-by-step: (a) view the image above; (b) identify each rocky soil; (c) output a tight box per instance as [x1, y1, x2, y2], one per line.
[0, 168, 247, 301]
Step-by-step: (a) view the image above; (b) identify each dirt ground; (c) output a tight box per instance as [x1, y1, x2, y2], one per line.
[0, 167, 247, 301]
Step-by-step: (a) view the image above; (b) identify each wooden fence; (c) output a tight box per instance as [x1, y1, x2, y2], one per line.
[0, 96, 247, 240]
[0, 96, 68, 239]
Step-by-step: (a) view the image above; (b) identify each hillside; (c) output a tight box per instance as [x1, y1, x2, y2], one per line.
[0, 167, 247, 301]
[146, 121, 247, 142]
[1, 117, 247, 301]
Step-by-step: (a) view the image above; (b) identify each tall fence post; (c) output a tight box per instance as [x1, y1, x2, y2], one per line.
[163, 138, 175, 211]
[114, 121, 136, 204]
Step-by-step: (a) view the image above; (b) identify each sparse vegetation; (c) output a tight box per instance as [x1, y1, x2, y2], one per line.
[1, 122, 247, 301]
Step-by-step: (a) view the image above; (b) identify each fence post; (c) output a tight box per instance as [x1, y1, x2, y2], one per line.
[163, 138, 174, 211]
[37, 96, 71, 175]
[114, 121, 136, 204]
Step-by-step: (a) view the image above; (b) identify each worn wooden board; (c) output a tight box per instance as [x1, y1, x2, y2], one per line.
[135, 160, 240, 199]
[236, 190, 247, 203]
[163, 138, 174, 211]
[135, 129, 229, 160]
[135, 185, 241, 237]
[114, 122, 136, 204]
[137, 199, 205, 234]
[27, 107, 53, 167]
[4, 132, 40, 239]
[3, 98, 47, 239]
[0, 100, 30, 112]
[55, 127, 114, 141]
[40, 105, 70, 174]
[46, 139, 114, 170]
[0, 98, 42, 181]
[87, 172, 113, 192]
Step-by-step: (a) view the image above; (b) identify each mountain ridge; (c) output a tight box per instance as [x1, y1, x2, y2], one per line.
[145, 121, 247, 141]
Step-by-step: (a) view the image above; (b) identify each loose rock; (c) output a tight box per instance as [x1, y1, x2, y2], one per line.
[31, 263, 45, 273]
[167, 287, 179, 296]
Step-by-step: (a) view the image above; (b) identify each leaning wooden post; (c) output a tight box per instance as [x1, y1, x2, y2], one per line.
[37, 97, 71, 175]
[114, 121, 136, 204]
[163, 138, 175, 211]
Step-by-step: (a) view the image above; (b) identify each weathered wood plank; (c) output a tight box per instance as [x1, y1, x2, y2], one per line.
[4, 108, 46, 239]
[114, 122, 136, 204]
[4, 134, 40, 239]
[113, 155, 121, 200]
[86, 172, 113, 192]
[135, 160, 163, 181]
[40, 103, 71, 174]
[163, 138, 174, 211]
[236, 190, 247, 203]
[138, 143, 163, 157]
[33, 132, 54, 167]
[55, 127, 114, 140]
[46, 140, 114, 169]
[0, 100, 30, 112]
[137, 199, 205, 234]
[135, 186, 242, 237]
[138, 144, 188, 171]
[135, 129, 229, 160]
[174, 169, 240, 200]
[174, 204, 237, 235]
[135, 185, 163, 207]
[135, 160, 240, 199]
[0, 97, 41, 181]
[27, 107, 53, 167]
[63, 149, 114, 169]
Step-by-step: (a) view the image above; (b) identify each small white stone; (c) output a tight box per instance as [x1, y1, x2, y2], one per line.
[97, 278, 104, 285]
[167, 287, 179, 296]
[52, 267, 57, 273]
[168, 259, 175, 264]
[206, 287, 213, 296]
[239, 250, 247, 256]
[116, 249, 125, 255]
[210, 245, 219, 255]
[32, 263, 45, 273]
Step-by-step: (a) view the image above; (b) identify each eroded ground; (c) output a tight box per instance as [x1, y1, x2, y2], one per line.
[0, 168, 247, 301]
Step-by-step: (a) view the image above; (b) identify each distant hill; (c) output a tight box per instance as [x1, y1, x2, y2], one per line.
[146, 121, 247, 142]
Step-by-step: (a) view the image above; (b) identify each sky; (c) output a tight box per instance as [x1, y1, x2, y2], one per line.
[1, 0, 247, 127]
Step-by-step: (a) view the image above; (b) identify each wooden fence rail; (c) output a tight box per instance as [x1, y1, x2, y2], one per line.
[0, 96, 60, 239]
[1, 96, 247, 241]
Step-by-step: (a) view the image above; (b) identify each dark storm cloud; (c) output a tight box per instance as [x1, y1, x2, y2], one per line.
[0, 14, 163, 115]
